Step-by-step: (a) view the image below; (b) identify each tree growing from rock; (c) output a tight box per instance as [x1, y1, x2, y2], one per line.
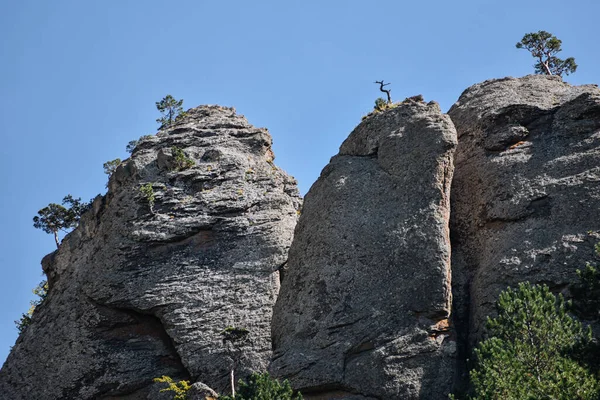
[221, 326, 250, 398]
[156, 95, 186, 128]
[516, 31, 577, 76]
[14, 280, 48, 334]
[103, 158, 121, 176]
[374, 80, 392, 103]
[466, 282, 598, 399]
[33, 195, 91, 248]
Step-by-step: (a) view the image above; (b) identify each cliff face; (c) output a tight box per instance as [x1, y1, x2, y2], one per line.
[2, 76, 600, 400]
[0, 106, 301, 399]
[271, 99, 458, 399]
[449, 75, 600, 385]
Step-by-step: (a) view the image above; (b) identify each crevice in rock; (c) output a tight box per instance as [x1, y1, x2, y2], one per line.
[144, 227, 215, 249]
[343, 341, 375, 366]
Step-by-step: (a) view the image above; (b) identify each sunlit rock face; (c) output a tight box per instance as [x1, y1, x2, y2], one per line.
[449, 76, 600, 378]
[0, 105, 301, 399]
[271, 98, 458, 400]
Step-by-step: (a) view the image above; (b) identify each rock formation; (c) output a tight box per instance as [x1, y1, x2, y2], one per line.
[3, 75, 600, 400]
[0, 106, 301, 399]
[271, 99, 458, 399]
[449, 75, 600, 376]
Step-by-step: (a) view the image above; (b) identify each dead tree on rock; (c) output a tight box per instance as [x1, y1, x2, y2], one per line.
[221, 326, 250, 398]
[375, 80, 392, 103]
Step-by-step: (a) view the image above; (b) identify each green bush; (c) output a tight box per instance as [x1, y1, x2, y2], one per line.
[171, 146, 195, 171]
[103, 158, 121, 176]
[220, 372, 302, 400]
[572, 263, 600, 320]
[156, 95, 186, 128]
[153, 376, 190, 400]
[465, 282, 598, 400]
[570, 259, 600, 376]
[139, 183, 156, 213]
[15, 280, 48, 334]
[33, 195, 92, 248]
[374, 97, 388, 111]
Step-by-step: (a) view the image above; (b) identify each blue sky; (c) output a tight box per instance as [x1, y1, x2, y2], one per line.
[1, 0, 599, 365]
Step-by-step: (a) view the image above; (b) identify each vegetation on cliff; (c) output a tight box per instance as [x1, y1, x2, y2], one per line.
[466, 283, 598, 399]
[516, 30, 577, 76]
[32, 195, 91, 248]
[456, 241, 600, 399]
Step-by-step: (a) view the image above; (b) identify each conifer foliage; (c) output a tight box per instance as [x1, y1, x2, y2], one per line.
[468, 282, 598, 400]
[103, 158, 121, 176]
[516, 31, 577, 77]
[14, 280, 48, 334]
[33, 195, 91, 248]
[219, 372, 303, 400]
[156, 95, 186, 128]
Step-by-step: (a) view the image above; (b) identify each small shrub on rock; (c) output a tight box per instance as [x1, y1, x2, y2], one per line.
[103, 158, 121, 176]
[153, 376, 190, 400]
[139, 183, 156, 213]
[171, 147, 195, 171]
[220, 372, 303, 400]
[15, 280, 48, 334]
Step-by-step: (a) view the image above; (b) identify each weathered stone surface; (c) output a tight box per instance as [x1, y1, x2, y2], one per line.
[187, 382, 219, 400]
[271, 99, 458, 399]
[0, 105, 301, 399]
[449, 75, 600, 365]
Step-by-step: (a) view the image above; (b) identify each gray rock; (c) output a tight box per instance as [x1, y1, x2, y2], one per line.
[271, 99, 458, 399]
[0, 105, 301, 399]
[449, 75, 600, 368]
[187, 382, 219, 400]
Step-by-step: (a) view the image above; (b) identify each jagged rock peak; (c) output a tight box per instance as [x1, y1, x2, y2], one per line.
[271, 101, 458, 399]
[0, 105, 301, 399]
[449, 75, 600, 390]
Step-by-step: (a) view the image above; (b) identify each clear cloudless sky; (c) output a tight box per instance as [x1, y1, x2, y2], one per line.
[1, 0, 599, 365]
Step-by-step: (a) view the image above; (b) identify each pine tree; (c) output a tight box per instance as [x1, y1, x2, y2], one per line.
[15, 280, 48, 334]
[219, 372, 303, 400]
[468, 282, 598, 400]
[33, 196, 91, 248]
[156, 95, 186, 128]
[103, 158, 121, 176]
[516, 31, 577, 76]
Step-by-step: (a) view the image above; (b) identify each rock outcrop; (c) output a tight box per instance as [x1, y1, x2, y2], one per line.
[271, 99, 458, 399]
[0, 106, 301, 399]
[4, 75, 600, 400]
[449, 75, 600, 368]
